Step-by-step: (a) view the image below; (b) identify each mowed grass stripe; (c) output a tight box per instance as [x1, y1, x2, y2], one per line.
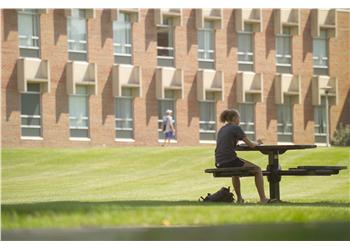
[1, 147, 349, 229]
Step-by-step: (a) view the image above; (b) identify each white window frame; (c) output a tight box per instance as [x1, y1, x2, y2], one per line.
[313, 31, 328, 70]
[69, 88, 89, 139]
[17, 9, 40, 57]
[115, 96, 134, 140]
[314, 97, 327, 143]
[239, 101, 255, 140]
[67, 10, 88, 58]
[157, 22, 175, 63]
[276, 33, 292, 68]
[198, 27, 215, 63]
[113, 12, 132, 59]
[237, 30, 254, 67]
[20, 85, 42, 139]
[199, 100, 216, 142]
[277, 97, 293, 142]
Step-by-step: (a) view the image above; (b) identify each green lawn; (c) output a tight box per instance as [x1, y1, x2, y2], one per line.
[1, 146, 350, 231]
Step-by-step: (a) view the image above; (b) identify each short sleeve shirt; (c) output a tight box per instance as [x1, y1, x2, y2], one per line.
[165, 115, 174, 132]
[215, 124, 246, 164]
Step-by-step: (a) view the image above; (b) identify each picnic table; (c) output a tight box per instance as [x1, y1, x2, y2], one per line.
[205, 144, 347, 201]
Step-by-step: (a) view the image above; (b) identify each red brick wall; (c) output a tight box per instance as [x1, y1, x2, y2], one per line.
[1, 9, 350, 148]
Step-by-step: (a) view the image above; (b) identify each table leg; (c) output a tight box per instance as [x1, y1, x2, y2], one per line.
[267, 151, 281, 201]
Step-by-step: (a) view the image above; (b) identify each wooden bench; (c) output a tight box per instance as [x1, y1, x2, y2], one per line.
[205, 166, 347, 178]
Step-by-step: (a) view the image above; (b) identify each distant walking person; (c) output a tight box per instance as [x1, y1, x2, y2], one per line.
[215, 108, 273, 204]
[162, 110, 175, 146]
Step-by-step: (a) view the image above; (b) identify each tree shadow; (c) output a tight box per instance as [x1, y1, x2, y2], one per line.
[101, 68, 113, 125]
[53, 9, 66, 46]
[1, 200, 202, 215]
[100, 9, 112, 49]
[55, 64, 68, 123]
[186, 9, 196, 54]
[2, 200, 349, 216]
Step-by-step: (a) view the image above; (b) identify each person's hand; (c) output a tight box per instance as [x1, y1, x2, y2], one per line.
[256, 138, 263, 145]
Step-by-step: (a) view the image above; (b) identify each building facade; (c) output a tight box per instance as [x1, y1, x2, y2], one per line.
[1, 8, 350, 147]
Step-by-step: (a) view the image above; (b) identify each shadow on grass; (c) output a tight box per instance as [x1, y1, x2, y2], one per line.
[2, 200, 350, 215]
[3, 222, 350, 241]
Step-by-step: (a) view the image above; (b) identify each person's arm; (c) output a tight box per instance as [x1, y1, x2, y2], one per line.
[242, 136, 263, 148]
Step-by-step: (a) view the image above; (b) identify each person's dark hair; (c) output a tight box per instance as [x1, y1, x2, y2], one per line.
[220, 109, 240, 123]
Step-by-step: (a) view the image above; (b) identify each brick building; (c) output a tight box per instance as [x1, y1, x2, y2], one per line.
[1, 8, 349, 147]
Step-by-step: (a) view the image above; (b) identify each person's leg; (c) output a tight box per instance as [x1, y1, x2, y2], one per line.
[232, 176, 244, 203]
[241, 159, 269, 203]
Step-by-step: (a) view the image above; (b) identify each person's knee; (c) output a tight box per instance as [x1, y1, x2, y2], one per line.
[249, 166, 261, 174]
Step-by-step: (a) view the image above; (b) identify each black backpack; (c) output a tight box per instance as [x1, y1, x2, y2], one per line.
[199, 186, 235, 203]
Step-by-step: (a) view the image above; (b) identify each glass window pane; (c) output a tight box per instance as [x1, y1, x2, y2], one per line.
[116, 98, 133, 119]
[239, 103, 255, 140]
[22, 127, 41, 137]
[277, 96, 293, 142]
[27, 84, 41, 92]
[314, 96, 327, 135]
[21, 93, 40, 116]
[70, 129, 89, 138]
[199, 102, 216, 141]
[238, 33, 252, 54]
[69, 86, 89, 136]
[21, 117, 40, 126]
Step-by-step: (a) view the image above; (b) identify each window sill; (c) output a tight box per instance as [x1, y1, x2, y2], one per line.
[277, 142, 294, 145]
[315, 143, 329, 147]
[199, 140, 216, 144]
[158, 139, 178, 144]
[115, 138, 135, 143]
[69, 137, 91, 142]
[21, 136, 43, 141]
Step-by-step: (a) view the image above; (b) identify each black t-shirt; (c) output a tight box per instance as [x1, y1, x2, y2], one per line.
[215, 124, 246, 164]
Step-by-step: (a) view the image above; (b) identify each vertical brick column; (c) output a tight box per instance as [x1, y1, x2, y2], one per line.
[133, 9, 158, 145]
[329, 11, 350, 139]
[175, 9, 200, 145]
[255, 9, 277, 144]
[1, 9, 21, 147]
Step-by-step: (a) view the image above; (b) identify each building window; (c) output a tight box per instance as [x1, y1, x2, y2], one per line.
[113, 12, 132, 65]
[198, 21, 215, 69]
[199, 93, 216, 141]
[314, 96, 327, 143]
[115, 88, 134, 139]
[238, 95, 255, 140]
[158, 90, 176, 140]
[157, 17, 174, 67]
[277, 96, 293, 142]
[237, 24, 254, 72]
[276, 27, 292, 74]
[21, 83, 42, 137]
[69, 86, 89, 138]
[313, 30, 328, 76]
[18, 9, 40, 58]
[67, 9, 87, 61]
